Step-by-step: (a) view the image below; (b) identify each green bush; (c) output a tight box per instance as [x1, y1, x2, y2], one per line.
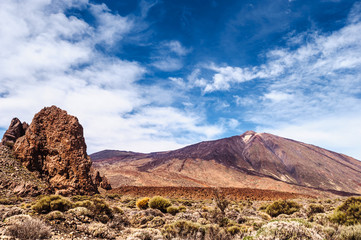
[266, 200, 301, 217]
[307, 204, 324, 217]
[74, 200, 94, 209]
[331, 197, 361, 225]
[136, 197, 150, 210]
[167, 206, 180, 216]
[149, 196, 171, 213]
[32, 195, 73, 214]
[50, 198, 73, 212]
[74, 198, 113, 222]
[71, 195, 91, 202]
[178, 205, 187, 212]
[0, 197, 22, 205]
[91, 198, 113, 217]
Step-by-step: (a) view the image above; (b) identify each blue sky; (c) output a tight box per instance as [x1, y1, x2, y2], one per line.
[1, 0, 361, 159]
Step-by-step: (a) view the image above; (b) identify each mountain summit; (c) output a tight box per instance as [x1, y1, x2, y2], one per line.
[92, 131, 361, 195]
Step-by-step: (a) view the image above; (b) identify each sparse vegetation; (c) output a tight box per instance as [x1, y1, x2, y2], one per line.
[1, 191, 361, 239]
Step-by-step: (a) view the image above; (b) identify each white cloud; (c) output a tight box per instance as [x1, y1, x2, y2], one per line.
[90, 3, 133, 46]
[260, 114, 361, 160]
[165, 40, 190, 56]
[263, 91, 293, 102]
[152, 58, 183, 71]
[193, 63, 274, 92]
[191, 2, 361, 159]
[151, 40, 190, 71]
[0, 0, 222, 153]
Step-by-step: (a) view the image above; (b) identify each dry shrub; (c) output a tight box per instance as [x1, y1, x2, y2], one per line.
[266, 200, 301, 217]
[136, 197, 150, 210]
[335, 224, 361, 240]
[1, 206, 24, 221]
[149, 196, 171, 213]
[331, 197, 361, 225]
[6, 216, 51, 239]
[204, 224, 233, 240]
[46, 210, 64, 220]
[213, 188, 229, 215]
[128, 229, 163, 240]
[107, 213, 130, 229]
[255, 220, 323, 240]
[91, 198, 113, 216]
[163, 220, 204, 239]
[86, 222, 115, 239]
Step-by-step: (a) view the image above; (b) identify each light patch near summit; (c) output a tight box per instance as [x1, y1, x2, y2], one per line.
[242, 131, 257, 143]
[242, 134, 253, 143]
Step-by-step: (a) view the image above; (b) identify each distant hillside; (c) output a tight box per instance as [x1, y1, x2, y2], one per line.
[91, 131, 361, 196]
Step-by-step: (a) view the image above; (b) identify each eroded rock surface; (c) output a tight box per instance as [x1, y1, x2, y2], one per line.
[1, 118, 28, 148]
[92, 169, 112, 190]
[13, 106, 99, 195]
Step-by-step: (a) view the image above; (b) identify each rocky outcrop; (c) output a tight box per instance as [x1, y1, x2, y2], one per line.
[92, 169, 112, 190]
[1, 118, 28, 148]
[12, 106, 99, 195]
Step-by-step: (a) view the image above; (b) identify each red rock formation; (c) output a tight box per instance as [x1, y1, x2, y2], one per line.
[89, 166, 112, 190]
[93, 170, 112, 190]
[1, 118, 28, 148]
[13, 106, 99, 195]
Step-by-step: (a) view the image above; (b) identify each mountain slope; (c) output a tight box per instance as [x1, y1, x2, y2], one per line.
[91, 131, 361, 195]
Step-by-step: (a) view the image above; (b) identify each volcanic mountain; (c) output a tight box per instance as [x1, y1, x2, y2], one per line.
[91, 131, 361, 196]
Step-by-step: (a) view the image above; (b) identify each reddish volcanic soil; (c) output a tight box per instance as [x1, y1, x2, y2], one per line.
[109, 186, 313, 201]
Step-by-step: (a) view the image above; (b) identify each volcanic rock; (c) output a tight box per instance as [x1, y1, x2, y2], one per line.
[1, 118, 28, 148]
[13, 106, 99, 195]
[91, 168, 112, 190]
[0, 145, 49, 197]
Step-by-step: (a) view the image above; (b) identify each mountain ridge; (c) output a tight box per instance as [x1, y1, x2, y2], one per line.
[91, 131, 361, 196]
